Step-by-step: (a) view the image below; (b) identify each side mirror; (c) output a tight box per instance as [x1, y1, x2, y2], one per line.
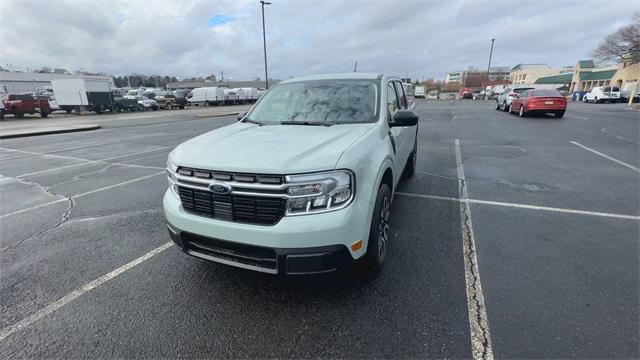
[390, 110, 418, 127]
[237, 112, 247, 121]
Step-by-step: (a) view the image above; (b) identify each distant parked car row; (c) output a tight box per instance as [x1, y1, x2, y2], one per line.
[496, 88, 566, 118]
[0, 82, 266, 119]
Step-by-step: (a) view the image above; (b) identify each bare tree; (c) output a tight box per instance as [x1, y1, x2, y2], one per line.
[592, 12, 640, 64]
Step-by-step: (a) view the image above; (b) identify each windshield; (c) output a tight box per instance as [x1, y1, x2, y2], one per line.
[246, 79, 379, 125]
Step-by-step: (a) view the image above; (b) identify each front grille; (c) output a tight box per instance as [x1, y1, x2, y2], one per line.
[182, 232, 277, 271]
[178, 187, 286, 225]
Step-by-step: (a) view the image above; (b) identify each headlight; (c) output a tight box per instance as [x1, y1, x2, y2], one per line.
[285, 170, 354, 215]
[166, 158, 179, 198]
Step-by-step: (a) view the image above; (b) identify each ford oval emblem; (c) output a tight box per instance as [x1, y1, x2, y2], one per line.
[209, 182, 232, 194]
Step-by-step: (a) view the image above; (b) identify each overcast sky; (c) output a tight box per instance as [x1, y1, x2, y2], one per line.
[1, 0, 638, 81]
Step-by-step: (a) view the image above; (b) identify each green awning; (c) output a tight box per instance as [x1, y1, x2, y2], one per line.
[534, 73, 573, 84]
[579, 70, 617, 81]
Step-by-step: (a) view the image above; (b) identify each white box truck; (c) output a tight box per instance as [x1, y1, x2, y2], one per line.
[187, 87, 224, 106]
[414, 86, 425, 99]
[51, 78, 114, 113]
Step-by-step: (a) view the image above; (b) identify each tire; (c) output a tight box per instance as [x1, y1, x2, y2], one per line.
[555, 111, 565, 118]
[509, 103, 513, 113]
[404, 136, 417, 177]
[179, 105, 185, 109]
[165, 102, 172, 110]
[40, 112, 48, 118]
[519, 105, 526, 117]
[594, 97, 599, 104]
[502, 101, 508, 112]
[495, 102, 500, 110]
[65, 108, 72, 114]
[15, 110, 24, 118]
[205, 101, 210, 107]
[362, 183, 392, 274]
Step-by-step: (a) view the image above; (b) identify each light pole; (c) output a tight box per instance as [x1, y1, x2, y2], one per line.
[487, 38, 495, 79]
[260, 1, 271, 89]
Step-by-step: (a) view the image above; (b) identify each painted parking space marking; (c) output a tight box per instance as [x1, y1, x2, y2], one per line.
[396, 193, 640, 221]
[0, 241, 174, 342]
[455, 139, 494, 360]
[571, 141, 640, 173]
[15, 147, 168, 178]
[0, 146, 163, 171]
[0, 171, 164, 221]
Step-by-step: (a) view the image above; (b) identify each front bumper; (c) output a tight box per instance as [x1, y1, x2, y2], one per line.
[163, 190, 372, 274]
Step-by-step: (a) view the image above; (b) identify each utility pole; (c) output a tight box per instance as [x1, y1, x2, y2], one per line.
[260, 1, 271, 89]
[353, 61, 358, 72]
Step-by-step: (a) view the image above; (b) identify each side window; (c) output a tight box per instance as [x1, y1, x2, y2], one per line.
[520, 90, 528, 97]
[386, 82, 399, 118]
[394, 81, 407, 109]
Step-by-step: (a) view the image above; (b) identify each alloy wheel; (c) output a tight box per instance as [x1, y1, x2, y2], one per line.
[377, 195, 391, 260]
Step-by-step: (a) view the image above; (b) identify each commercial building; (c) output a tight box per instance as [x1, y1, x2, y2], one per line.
[0, 71, 115, 94]
[610, 52, 639, 95]
[568, 60, 618, 93]
[445, 71, 462, 83]
[509, 64, 573, 85]
[446, 67, 509, 85]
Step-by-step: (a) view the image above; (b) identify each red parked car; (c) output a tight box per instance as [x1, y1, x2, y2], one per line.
[2, 93, 51, 118]
[509, 89, 566, 118]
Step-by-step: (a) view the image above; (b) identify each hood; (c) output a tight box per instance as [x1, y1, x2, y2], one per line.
[170, 122, 376, 174]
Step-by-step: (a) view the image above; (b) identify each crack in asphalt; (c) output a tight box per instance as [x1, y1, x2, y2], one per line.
[0, 177, 74, 253]
[459, 178, 493, 360]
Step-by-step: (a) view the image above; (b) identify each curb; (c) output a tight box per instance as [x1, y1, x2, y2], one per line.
[0, 124, 101, 139]
[193, 112, 241, 118]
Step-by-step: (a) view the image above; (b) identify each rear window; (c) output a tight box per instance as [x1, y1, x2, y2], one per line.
[514, 88, 534, 94]
[611, 87, 620, 92]
[530, 89, 562, 97]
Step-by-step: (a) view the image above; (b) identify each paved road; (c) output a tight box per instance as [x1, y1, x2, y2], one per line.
[0, 100, 637, 358]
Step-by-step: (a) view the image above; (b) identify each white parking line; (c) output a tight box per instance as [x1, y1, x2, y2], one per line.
[16, 147, 168, 178]
[455, 139, 494, 360]
[0, 171, 165, 220]
[0, 241, 174, 342]
[571, 141, 640, 173]
[0, 133, 169, 161]
[0, 146, 163, 171]
[396, 192, 640, 220]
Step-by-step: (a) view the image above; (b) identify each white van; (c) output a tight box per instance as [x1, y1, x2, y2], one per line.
[187, 87, 224, 106]
[239, 87, 259, 103]
[583, 86, 621, 103]
[222, 88, 238, 105]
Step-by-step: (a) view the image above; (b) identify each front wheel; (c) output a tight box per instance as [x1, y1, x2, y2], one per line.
[362, 183, 392, 274]
[509, 103, 513, 113]
[502, 102, 508, 112]
[495, 102, 500, 110]
[40, 112, 48, 118]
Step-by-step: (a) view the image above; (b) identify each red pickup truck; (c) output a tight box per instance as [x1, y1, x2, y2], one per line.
[2, 93, 51, 118]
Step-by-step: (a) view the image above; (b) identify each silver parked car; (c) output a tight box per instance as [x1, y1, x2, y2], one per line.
[496, 86, 534, 112]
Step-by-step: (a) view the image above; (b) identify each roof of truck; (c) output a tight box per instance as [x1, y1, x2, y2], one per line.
[280, 73, 386, 84]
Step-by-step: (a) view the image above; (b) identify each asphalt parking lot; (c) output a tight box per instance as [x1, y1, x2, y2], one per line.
[0, 100, 638, 358]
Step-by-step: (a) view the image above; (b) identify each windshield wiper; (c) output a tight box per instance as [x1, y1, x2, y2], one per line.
[241, 118, 264, 126]
[279, 121, 333, 127]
